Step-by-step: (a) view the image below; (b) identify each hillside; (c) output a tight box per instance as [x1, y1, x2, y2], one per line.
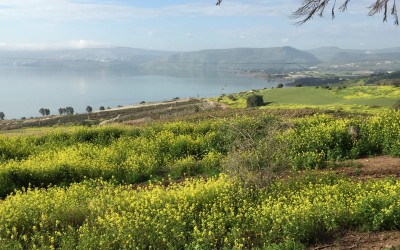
[307, 46, 400, 62]
[1, 46, 400, 73]
[0, 47, 176, 69]
[144, 46, 320, 73]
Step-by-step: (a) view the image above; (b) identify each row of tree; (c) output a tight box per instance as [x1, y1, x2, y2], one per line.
[39, 108, 50, 116]
[58, 107, 75, 115]
[0, 105, 110, 121]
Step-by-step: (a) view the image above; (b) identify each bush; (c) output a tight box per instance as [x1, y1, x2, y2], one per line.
[393, 100, 400, 110]
[277, 83, 284, 88]
[246, 94, 264, 108]
[227, 94, 237, 101]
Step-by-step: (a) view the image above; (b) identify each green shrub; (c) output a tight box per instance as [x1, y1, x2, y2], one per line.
[246, 94, 264, 108]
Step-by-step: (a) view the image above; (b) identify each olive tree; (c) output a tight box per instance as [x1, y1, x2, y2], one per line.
[39, 108, 45, 116]
[86, 106, 93, 114]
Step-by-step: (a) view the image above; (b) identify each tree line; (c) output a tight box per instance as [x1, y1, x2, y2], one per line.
[0, 105, 112, 121]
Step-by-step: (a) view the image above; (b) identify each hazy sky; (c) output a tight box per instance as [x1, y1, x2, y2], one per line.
[0, 0, 398, 51]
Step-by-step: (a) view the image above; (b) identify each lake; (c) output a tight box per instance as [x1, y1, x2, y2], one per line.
[0, 67, 284, 119]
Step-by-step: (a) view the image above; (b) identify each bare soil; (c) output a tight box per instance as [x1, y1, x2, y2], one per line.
[311, 231, 400, 250]
[336, 156, 400, 180]
[311, 156, 400, 250]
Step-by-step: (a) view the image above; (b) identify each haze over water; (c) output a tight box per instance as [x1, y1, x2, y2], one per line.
[0, 67, 280, 119]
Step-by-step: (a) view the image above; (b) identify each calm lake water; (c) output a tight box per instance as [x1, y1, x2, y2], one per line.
[0, 67, 283, 119]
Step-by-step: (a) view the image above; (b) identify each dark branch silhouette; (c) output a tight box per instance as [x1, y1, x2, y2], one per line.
[216, 0, 399, 25]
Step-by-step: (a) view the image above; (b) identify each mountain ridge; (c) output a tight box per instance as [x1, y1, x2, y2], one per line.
[0, 46, 399, 72]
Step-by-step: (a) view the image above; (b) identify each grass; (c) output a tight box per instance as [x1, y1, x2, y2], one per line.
[214, 85, 400, 113]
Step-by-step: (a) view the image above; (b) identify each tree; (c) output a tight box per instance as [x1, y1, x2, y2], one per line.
[216, 0, 399, 25]
[59, 108, 66, 115]
[246, 94, 265, 108]
[40, 108, 50, 116]
[86, 106, 93, 114]
[277, 83, 284, 88]
[39, 108, 45, 116]
[99, 106, 105, 111]
[0, 112, 4, 120]
[65, 107, 74, 115]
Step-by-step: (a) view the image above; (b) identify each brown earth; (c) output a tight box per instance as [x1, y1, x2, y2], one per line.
[311, 231, 400, 250]
[336, 156, 400, 180]
[311, 156, 400, 250]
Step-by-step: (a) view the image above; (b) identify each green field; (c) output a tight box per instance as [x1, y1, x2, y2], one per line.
[216, 85, 400, 113]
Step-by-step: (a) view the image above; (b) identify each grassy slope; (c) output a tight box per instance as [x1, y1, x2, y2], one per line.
[216, 85, 400, 112]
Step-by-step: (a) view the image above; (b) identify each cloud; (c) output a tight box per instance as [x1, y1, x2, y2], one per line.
[282, 38, 289, 43]
[0, 40, 109, 50]
[67, 39, 109, 49]
[0, 0, 156, 21]
[165, 1, 297, 18]
[0, 0, 297, 21]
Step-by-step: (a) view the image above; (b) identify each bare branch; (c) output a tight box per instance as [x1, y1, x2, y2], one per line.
[392, 0, 399, 24]
[292, 0, 399, 25]
[291, 0, 331, 25]
[217, 0, 399, 25]
[338, 0, 351, 12]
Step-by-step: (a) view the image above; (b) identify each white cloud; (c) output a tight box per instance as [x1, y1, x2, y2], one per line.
[67, 39, 109, 49]
[282, 38, 289, 43]
[0, 0, 296, 21]
[0, 40, 109, 50]
[0, 0, 157, 21]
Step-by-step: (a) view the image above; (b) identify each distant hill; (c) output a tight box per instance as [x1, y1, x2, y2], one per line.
[0, 46, 399, 73]
[144, 46, 320, 73]
[308, 47, 400, 62]
[0, 47, 176, 68]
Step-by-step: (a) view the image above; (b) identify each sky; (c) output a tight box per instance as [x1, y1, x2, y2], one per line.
[0, 0, 399, 51]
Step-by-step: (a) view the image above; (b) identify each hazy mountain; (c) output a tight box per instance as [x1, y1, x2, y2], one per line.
[144, 46, 320, 73]
[0, 47, 176, 68]
[307, 47, 364, 62]
[308, 47, 400, 62]
[0, 46, 399, 73]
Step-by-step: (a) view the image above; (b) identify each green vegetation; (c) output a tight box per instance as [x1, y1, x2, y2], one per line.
[3, 75, 400, 248]
[246, 94, 264, 108]
[215, 85, 400, 113]
[86, 106, 93, 114]
[2, 173, 400, 249]
[0, 121, 232, 198]
[1, 110, 400, 248]
[39, 108, 50, 117]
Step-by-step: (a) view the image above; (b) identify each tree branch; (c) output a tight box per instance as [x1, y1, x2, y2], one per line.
[216, 0, 399, 26]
